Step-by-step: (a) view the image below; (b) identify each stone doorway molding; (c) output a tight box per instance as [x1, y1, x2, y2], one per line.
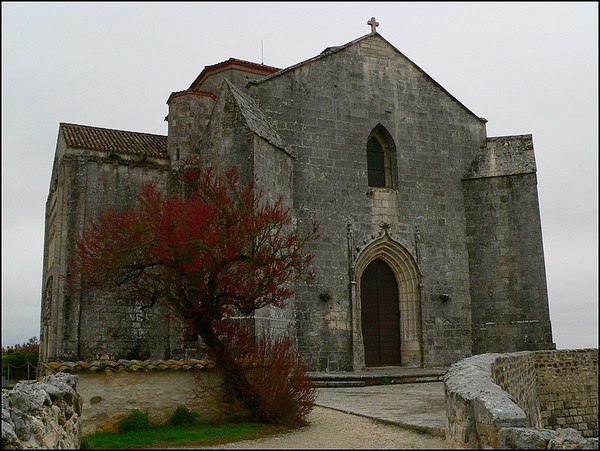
[350, 229, 423, 370]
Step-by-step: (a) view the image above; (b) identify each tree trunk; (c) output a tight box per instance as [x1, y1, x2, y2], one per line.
[194, 318, 264, 419]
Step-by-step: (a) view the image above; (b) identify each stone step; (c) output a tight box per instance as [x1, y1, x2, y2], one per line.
[308, 368, 447, 387]
[313, 380, 367, 388]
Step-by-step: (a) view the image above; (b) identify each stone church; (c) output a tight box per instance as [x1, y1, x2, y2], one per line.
[39, 20, 555, 371]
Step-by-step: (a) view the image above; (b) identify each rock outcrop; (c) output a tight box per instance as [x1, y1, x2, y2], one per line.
[2, 373, 82, 449]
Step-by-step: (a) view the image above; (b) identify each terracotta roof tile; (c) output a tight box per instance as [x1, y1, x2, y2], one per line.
[45, 358, 214, 373]
[188, 58, 280, 91]
[60, 122, 168, 159]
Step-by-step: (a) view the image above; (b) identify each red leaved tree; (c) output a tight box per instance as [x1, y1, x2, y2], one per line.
[70, 160, 318, 424]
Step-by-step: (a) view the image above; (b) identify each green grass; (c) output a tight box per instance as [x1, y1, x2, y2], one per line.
[81, 421, 291, 449]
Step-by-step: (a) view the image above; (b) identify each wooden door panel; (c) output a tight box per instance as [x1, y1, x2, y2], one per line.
[361, 259, 400, 366]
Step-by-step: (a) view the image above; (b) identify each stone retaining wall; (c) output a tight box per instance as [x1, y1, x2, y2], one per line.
[44, 358, 246, 435]
[444, 349, 598, 449]
[2, 373, 82, 449]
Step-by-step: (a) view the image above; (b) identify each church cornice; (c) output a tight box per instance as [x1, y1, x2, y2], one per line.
[63, 151, 171, 170]
[166, 90, 216, 105]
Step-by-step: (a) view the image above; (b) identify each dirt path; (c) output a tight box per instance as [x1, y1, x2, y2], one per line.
[199, 406, 446, 449]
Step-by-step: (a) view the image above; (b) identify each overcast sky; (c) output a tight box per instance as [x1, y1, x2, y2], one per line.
[2, 2, 598, 350]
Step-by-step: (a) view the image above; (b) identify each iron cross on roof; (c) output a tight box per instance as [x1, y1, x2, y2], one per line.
[367, 17, 379, 33]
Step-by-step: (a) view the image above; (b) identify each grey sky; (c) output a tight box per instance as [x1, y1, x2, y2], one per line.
[2, 2, 598, 350]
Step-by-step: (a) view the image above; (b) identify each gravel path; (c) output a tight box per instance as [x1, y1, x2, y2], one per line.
[201, 406, 446, 449]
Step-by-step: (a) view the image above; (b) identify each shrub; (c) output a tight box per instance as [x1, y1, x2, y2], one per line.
[118, 410, 150, 433]
[245, 333, 316, 427]
[197, 320, 316, 428]
[215, 324, 315, 427]
[170, 405, 199, 426]
[1, 337, 39, 380]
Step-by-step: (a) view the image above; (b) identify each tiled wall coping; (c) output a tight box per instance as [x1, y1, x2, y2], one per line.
[44, 358, 214, 374]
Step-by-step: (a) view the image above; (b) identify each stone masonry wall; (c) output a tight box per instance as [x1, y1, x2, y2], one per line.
[2, 373, 82, 449]
[534, 349, 598, 437]
[492, 352, 541, 428]
[167, 91, 215, 164]
[249, 33, 486, 370]
[64, 151, 173, 362]
[463, 167, 554, 354]
[492, 349, 598, 437]
[462, 134, 554, 355]
[42, 141, 173, 364]
[445, 350, 599, 449]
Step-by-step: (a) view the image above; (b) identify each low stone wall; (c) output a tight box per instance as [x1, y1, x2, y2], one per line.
[498, 426, 599, 449]
[445, 353, 527, 448]
[43, 359, 246, 435]
[494, 349, 598, 438]
[491, 351, 540, 427]
[444, 349, 598, 449]
[533, 349, 598, 436]
[2, 373, 82, 449]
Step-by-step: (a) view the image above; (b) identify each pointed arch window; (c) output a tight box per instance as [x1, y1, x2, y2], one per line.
[367, 126, 394, 188]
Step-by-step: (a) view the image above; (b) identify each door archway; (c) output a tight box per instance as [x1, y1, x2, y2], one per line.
[352, 232, 422, 369]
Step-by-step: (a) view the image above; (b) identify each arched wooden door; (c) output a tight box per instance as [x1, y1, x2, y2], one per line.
[360, 259, 401, 366]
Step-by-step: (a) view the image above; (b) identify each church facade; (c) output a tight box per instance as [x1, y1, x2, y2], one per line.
[39, 24, 555, 371]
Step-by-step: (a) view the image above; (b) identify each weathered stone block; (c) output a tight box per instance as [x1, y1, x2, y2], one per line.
[1, 373, 82, 449]
[498, 426, 556, 449]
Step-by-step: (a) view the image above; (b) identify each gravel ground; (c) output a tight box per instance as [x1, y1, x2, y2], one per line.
[199, 406, 446, 449]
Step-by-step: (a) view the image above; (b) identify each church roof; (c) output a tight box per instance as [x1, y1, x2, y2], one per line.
[188, 58, 280, 91]
[224, 80, 294, 157]
[60, 122, 168, 158]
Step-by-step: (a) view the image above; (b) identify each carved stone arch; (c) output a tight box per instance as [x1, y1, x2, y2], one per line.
[43, 277, 53, 325]
[41, 276, 54, 364]
[351, 232, 422, 369]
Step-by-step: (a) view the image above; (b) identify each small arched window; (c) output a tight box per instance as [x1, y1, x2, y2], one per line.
[367, 126, 394, 188]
